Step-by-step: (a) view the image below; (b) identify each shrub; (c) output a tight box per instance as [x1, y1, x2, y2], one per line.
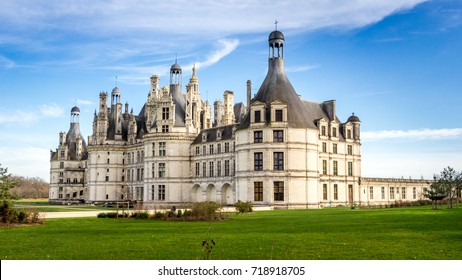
[97, 212, 107, 218]
[152, 211, 165, 220]
[189, 201, 224, 221]
[234, 200, 253, 214]
[131, 211, 150, 219]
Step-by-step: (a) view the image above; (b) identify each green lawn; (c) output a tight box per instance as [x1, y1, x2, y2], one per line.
[1, 206, 461, 260]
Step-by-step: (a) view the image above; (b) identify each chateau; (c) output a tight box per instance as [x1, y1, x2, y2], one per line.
[49, 30, 430, 208]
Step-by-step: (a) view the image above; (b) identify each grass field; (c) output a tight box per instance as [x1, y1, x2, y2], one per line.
[1, 206, 461, 260]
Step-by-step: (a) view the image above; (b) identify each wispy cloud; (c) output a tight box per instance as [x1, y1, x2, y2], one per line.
[195, 39, 239, 70]
[0, 104, 64, 125]
[362, 128, 462, 141]
[286, 64, 320, 73]
[75, 99, 94, 106]
[39, 104, 64, 118]
[0, 55, 15, 68]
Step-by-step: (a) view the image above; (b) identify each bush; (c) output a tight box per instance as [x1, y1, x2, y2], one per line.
[131, 211, 150, 219]
[234, 200, 253, 214]
[189, 201, 224, 221]
[97, 212, 107, 218]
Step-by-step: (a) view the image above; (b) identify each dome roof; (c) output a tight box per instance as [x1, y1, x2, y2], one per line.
[71, 106, 80, 114]
[347, 113, 360, 123]
[269, 30, 284, 42]
[170, 63, 182, 72]
[111, 86, 121, 95]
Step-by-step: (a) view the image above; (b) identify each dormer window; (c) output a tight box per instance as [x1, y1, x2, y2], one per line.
[217, 129, 222, 140]
[162, 107, 169, 120]
[254, 110, 261, 123]
[321, 126, 326, 136]
[347, 129, 352, 139]
[275, 109, 283, 122]
[332, 127, 337, 138]
[202, 132, 207, 143]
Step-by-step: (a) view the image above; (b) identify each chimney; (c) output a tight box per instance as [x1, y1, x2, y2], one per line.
[246, 80, 251, 109]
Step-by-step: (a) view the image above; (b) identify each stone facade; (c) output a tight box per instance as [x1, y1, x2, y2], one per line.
[49, 30, 431, 208]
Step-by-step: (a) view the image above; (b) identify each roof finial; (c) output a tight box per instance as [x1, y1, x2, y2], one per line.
[115, 76, 118, 87]
[175, 52, 178, 64]
[274, 20, 278, 30]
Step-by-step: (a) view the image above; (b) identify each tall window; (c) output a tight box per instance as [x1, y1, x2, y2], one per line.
[151, 185, 155, 200]
[348, 162, 353, 176]
[413, 187, 417, 199]
[334, 184, 338, 200]
[369, 186, 374, 200]
[402, 187, 406, 199]
[254, 152, 263, 171]
[321, 126, 326, 136]
[195, 146, 200, 155]
[224, 160, 230, 176]
[195, 162, 200, 177]
[152, 143, 156, 156]
[332, 127, 337, 137]
[162, 125, 169, 133]
[254, 131, 263, 143]
[217, 143, 221, 154]
[274, 181, 284, 201]
[273, 130, 284, 142]
[217, 161, 221, 177]
[273, 152, 284, 170]
[225, 143, 230, 153]
[158, 185, 166, 201]
[60, 162, 64, 168]
[162, 107, 169, 120]
[159, 142, 166, 156]
[347, 129, 352, 139]
[152, 163, 155, 178]
[254, 110, 261, 123]
[254, 182, 263, 201]
[275, 109, 283, 122]
[158, 163, 165, 178]
[333, 143, 337, 154]
[381, 187, 385, 199]
[390, 187, 395, 199]
[202, 162, 207, 177]
[209, 161, 214, 177]
[322, 160, 327, 175]
[333, 161, 338, 175]
[209, 144, 214, 155]
[347, 145, 353, 155]
[322, 142, 327, 153]
[323, 184, 328, 200]
[203, 146, 206, 155]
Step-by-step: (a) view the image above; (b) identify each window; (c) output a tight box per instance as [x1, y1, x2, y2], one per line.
[381, 187, 385, 199]
[151, 185, 155, 200]
[136, 169, 140, 181]
[321, 126, 326, 136]
[402, 187, 406, 199]
[159, 142, 166, 156]
[273, 130, 284, 142]
[254, 182, 263, 201]
[107, 158, 110, 164]
[334, 184, 338, 200]
[254, 152, 263, 171]
[202, 162, 207, 177]
[254, 110, 261, 123]
[209, 144, 214, 155]
[347, 145, 353, 155]
[203, 146, 206, 155]
[348, 162, 353, 176]
[332, 127, 337, 137]
[162, 125, 169, 132]
[105, 176, 109, 182]
[254, 131, 263, 143]
[162, 107, 169, 120]
[225, 142, 230, 153]
[369, 187, 374, 200]
[275, 109, 283, 121]
[273, 152, 284, 170]
[347, 129, 352, 139]
[322, 160, 327, 175]
[152, 143, 156, 156]
[60, 162, 64, 168]
[274, 181, 284, 201]
[333, 143, 337, 154]
[323, 184, 328, 200]
[158, 163, 165, 178]
[390, 187, 395, 199]
[195, 146, 200, 155]
[322, 142, 327, 153]
[217, 144, 221, 154]
[413, 187, 417, 199]
[333, 161, 338, 175]
[158, 185, 166, 201]
[60, 150, 65, 158]
[209, 161, 214, 177]
[225, 160, 230, 176]
[195, 162, 200, 177]
[217, 161, 221, 177]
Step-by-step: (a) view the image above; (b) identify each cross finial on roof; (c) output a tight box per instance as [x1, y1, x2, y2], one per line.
[275, 20, 278, 30]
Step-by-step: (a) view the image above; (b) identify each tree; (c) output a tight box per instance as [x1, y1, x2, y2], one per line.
[0, 164, 18, 201]
[425, 166, 461, 209]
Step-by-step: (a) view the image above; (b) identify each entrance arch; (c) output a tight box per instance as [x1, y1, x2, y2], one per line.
[221, 183, 234, 205]
[191, 184, 202, 202]
[206, 184, 216, 201]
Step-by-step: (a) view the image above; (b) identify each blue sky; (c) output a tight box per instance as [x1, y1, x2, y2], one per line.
[1, 0, 461, 182]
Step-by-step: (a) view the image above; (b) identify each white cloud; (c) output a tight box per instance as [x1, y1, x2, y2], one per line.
[75, 99, 94, 105]
[39, 104, 64, 118]
[195, 39, 239, 70]
[0, 55, 15, 68]
[0, 146, 50, 181]
[362, 128, 462, 141]
[286, 65, 320, 73]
